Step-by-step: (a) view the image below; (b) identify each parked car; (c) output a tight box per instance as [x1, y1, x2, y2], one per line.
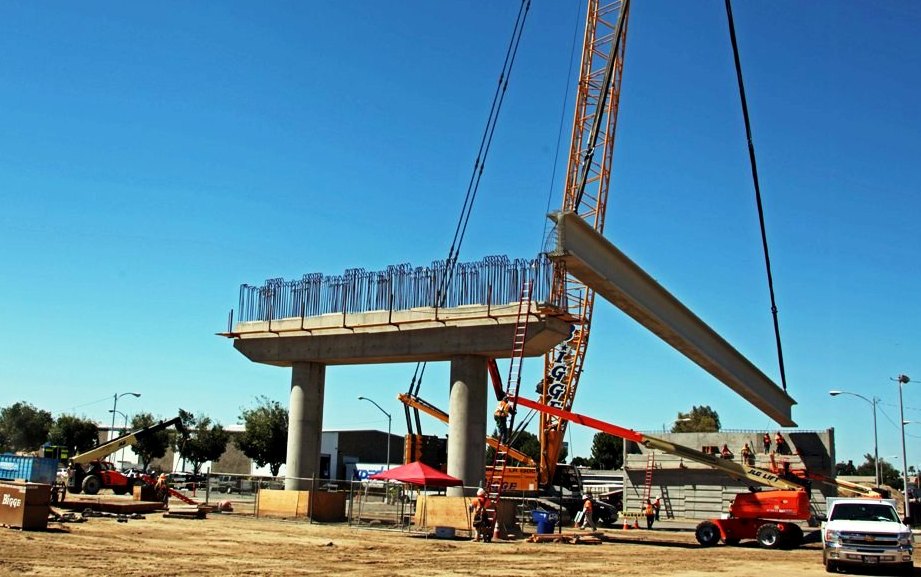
[168, 472, 206, 490]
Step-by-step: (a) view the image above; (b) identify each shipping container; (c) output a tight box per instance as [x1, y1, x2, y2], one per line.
[0, 454, 58, 484]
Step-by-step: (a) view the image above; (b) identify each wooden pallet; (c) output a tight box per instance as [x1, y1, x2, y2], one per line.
[527, 531, 604, 544]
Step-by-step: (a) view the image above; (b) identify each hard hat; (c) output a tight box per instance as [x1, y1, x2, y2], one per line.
[476, 488, 486, 496]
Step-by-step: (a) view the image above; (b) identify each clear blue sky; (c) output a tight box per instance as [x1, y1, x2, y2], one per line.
[2, 1, 919, 470]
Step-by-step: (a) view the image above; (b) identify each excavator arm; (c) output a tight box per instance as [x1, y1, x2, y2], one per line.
[513, 395, 808, 492]
[71, 417, 184, 465]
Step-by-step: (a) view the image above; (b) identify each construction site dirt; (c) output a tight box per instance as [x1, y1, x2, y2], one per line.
[0, 514, 838, 577]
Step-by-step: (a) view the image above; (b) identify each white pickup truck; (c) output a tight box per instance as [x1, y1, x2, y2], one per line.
[822, 497, 913, 574]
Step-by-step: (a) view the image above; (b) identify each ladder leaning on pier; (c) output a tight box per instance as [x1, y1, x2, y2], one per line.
[483, 281, 533, 540]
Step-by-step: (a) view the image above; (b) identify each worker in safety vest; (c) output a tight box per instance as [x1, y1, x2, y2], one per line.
[762, 432, 771, 454]
[644, 498, 656, 529]
[578, 491, 597, 530]
[775, 432, 787, 455]
[154, 473, 170, 510]
[740, 442, 752, 464]
[494, 396, 513, 442]
[469, 488, 492, 542]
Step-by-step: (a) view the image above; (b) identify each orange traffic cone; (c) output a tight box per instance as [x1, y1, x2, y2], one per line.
[622, 517, 629, 530]
[492, 522, 502, 542]
[633, 519, 639, 529]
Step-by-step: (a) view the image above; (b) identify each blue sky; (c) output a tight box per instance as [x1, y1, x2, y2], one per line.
[2, 1, 919, 471]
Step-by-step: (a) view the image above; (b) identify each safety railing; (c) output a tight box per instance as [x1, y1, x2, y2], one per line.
[234, 254, 554, 324]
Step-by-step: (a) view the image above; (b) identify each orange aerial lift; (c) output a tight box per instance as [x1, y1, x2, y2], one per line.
[513, 395, 882, 549]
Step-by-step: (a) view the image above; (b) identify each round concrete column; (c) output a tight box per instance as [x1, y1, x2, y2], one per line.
[285, 361, 326, 491]
[446, 355, 487, 496]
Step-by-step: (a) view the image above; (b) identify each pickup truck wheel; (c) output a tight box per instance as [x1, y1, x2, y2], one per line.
[824, 560, 837, 573]
[81, 475, 102, 495]
[756, 523, 782, 549]
[695, 521, 721, 547]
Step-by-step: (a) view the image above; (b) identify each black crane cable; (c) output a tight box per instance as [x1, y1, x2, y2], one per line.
[724, 0, 788, 392]
[439, 0, 532, 299]
[409, 0, 532, 401]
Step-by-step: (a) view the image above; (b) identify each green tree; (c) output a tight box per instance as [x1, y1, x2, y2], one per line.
[570, 456, 592, 467]
[836, 459, 858, 476]
[672, 406, 721, 432]
[236, 396, 288, 476]
[589, 432, 623, 469]
[130, 413, 172, 470]
[48, 414, 99, 455]
[0, 402, 53, 452]
[174, 409, 229, 475]
[877, 457, 903, 489]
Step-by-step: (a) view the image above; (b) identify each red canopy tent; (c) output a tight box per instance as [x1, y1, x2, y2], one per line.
[369, 461, 462, 487]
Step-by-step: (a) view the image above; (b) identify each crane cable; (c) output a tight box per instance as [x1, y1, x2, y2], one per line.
[411, 0, 532, 394]
[724, 0, 788, 391]
[439, 0, 532, 299]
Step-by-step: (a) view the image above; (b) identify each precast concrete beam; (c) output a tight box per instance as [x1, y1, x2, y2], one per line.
[233, 318, 571, 367]
[548, 211, 796, 426]
[446, 356, 488, 497]
[285, 362, 326, 491]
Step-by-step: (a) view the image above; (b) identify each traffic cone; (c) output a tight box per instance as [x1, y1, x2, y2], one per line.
[492, 521, 501, 542]
[633, 519, 639, 529]
[622, 517, 629, 530]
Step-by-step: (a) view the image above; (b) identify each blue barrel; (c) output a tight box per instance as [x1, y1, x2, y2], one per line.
[531, 509, 558, 534]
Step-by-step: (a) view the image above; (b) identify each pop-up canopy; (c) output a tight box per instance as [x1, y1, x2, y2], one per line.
[369, 461, 463, 488]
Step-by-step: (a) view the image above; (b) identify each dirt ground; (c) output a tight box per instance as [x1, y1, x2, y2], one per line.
[0, 511, 850, 577]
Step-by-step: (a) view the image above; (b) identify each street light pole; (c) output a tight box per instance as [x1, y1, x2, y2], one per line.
[358, 396, 392, 470]
[109, 409, 129, 467]
[829, 390, 880, 487]
[111, 392, 141, 441]
[896, 374, 911, 518]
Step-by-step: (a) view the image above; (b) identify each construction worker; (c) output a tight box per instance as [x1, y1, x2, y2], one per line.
[494, 396, 513, 442]
[762, 432, 771, 454]
[775, 432, 787, 455]
[653, 495, 661, 521]
[741, 442, 752, 464]
[720, 443, 733, 459]
[644, 498, 656, 529]
[154, 473, 170, 510]
[469, 488, 492, 542]
[578, 491, 597, 530]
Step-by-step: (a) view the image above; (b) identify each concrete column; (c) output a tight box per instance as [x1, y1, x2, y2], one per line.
[285, 361, 326, 491]
[446, 355, 487, 496]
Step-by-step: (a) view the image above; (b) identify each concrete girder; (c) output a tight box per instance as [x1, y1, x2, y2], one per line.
[548, 211, 796, 426]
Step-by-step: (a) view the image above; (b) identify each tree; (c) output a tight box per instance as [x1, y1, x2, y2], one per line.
[836, 459, 858, 476]
[236, 396, 288, 476]
[48, 414, 99, 455]
[672, 406, 721, 432]
[174, 409, 229, 475]
[570, 456, 592, 467]
[0, 402, 53, 452]
[130, 412, 172, 470]
[589, 432, 623, 470]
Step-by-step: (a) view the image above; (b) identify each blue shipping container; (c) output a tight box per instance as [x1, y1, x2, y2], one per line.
[0, 454, 58, 484]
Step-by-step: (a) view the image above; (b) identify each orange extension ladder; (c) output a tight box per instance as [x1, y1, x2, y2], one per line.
[483, 281, 532, 541]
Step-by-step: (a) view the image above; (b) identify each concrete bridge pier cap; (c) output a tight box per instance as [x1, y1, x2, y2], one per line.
[447, 355, 488, 497]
